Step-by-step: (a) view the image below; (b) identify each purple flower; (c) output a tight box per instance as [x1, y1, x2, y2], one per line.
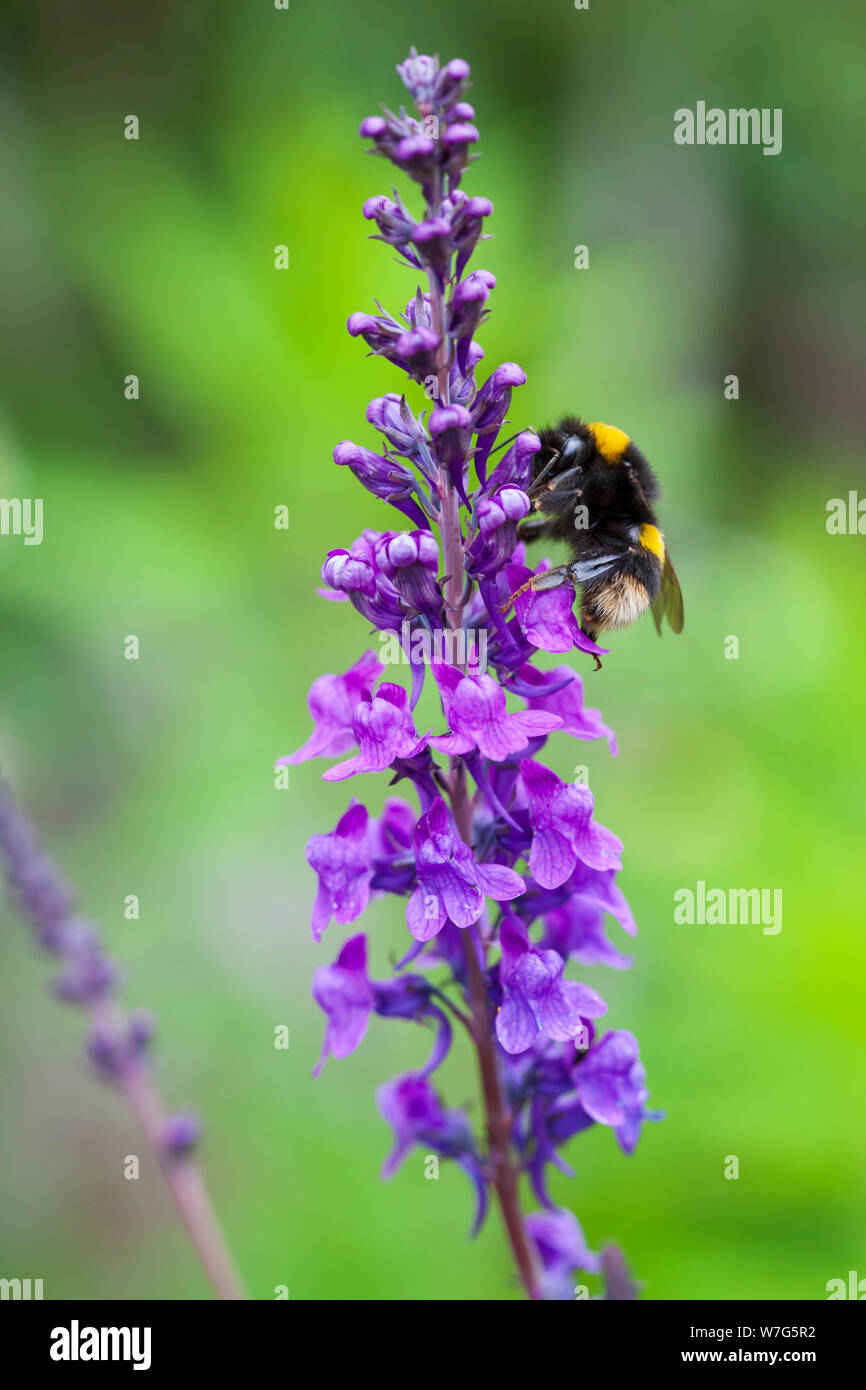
[53, 942, 118, 1004]
[163, 1112, 202, 1158]
[429, 403, 473, 504]
[321, 536, 406, 633]
[86, 1013, 154, 1082]
[428, 660, 561, 761]
[347, 307, 403, 355]
[362, 196, 418, 264]
[441, 121, 480, 180]
[538, 862, 637, 970]
[506, 558, 607, 659]
[312, 932, 453, 1077]
[575, 1030, 659, 1155]
[277, 650, 384, 766]
[396, 48, 440, 106]
[0, 780, 75, 941]
[484, 430, 541, 493]
[434, 58, 471, 109]
[394, 327, 441, 379]
[447, 269, 496, 372]
[406, 798, 524, 940]
[311, 933, 377, 1075]
[449, 337, 485, 408]
[411, 217, 453, 286]
[599, 1245, 640, 1300]
[450, 193, 493, 279]
[520, 759, 622, 888]
[368, 796, 420, 893]
[470, 362, 527, 482]
[334, 440, 429, 528]
[466, 486, 530, 578]
[526, 1206, 601, 1299]
[366, 393, 429, 457]
[495, 919, 607, 1055]
[514, 663, 618, 755]
[306, 801, 372, 941]
[322, 683, 430, 781]
[377, 1071, 488, 1234]
[374, 531, 441, 616]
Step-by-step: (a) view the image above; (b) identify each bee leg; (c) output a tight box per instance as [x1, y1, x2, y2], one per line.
[528, 464, 583, 502]
[584, 639, 603, 672]
[578, 606, 604, 671]
[517, 515, 553, 543]
[499, 564, 573, 613]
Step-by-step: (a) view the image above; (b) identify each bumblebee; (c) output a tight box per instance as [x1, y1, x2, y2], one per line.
[504, 417, 683, 665]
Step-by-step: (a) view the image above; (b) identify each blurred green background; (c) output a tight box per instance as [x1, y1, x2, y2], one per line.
[0, 0, 864, 1301]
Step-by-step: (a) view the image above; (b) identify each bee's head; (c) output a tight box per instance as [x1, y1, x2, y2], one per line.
[558, 433, 590, 471]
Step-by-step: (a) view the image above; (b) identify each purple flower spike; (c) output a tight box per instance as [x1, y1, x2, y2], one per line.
[429, 660, 562, 761]
[277, 650, 385, 766]
[521, 758, 623, 888]
[306, 801, 372, 941]
[289, 50, 661, 1294]
[406, 798, 524, 940]
[322, 683, 430, 781]
[312, 932, 376, 1076]
[495, 919, 607, 1055]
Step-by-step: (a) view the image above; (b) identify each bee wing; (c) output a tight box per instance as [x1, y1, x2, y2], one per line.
[651, 552, 684, 635]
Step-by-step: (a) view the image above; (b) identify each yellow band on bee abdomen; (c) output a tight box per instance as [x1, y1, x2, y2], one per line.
[638, 523, 665, 559]
[588, 421, 631, 463]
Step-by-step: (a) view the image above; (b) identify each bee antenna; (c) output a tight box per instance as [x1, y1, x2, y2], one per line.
[527, 449, 561, 496]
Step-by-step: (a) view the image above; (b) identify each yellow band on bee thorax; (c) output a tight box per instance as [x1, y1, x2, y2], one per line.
[638, 523, 665, 559]
[588, 421, 631, 463]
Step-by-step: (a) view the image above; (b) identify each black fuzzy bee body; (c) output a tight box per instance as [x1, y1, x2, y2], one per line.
[506, 416, 683, 664]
